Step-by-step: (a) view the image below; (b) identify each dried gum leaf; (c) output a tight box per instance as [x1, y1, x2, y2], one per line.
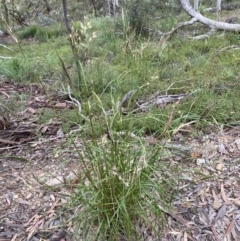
[212, 189, 222, 210]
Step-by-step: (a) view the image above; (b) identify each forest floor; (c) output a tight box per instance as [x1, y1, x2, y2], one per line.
[1, 4, 240, 240]
[1, 81, 240, 241]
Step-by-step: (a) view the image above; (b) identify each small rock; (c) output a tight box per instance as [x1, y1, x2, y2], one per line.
[218, 144, 227, 154]
[26, 193, 32, 200]
[216, 162, 223, 171]
[46, 176, 64, 187]
[50, 194, 55, 202]
[196, 158, 205, 165]
[43, 195, 50, 202]
[235, 139, 240, 150]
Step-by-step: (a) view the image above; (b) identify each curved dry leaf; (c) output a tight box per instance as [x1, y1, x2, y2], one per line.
[225, 219, 235, 237]
[0, 116, 10, 130]
[213, 205, 227, 224]
[218, 143, 227, 155]
[212, 189, 222, 210]
[40, 125, 49, 133]
[25, 107, 36, 114]
[55, 102, 67, 108]
[235, 214, 240, 231]
[183, 231, 188, 241]
[233, 199, 240, 207]
[211, 225, 220, 241]
[235, 139, 240, 150]
[221, 183, 229, 203]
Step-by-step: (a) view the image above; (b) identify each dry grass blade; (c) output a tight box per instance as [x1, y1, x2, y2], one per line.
[57, 53, 73, 86]
[0, 138, 17, 145]
[0, 155, 29, 162]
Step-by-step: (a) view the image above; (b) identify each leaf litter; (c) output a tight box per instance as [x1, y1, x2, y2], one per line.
[0, 81, 240, 240]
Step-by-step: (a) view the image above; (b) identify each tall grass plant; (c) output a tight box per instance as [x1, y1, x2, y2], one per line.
[70, 93, 174, 240]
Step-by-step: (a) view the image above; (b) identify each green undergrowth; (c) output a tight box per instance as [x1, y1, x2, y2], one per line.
[1, 7, 240, 240]
[1, 15, 240, 135]
[70, 94, 176, 240]
[15, 24, 67, 42]
[71, 132, 173, 240]
[0, 35, 71, 82]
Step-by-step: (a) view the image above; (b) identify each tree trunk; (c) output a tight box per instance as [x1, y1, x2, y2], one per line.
[61, 0, 83, 87]
[107, 0, 118, 16]
[43, 0, 52, 14]
[194, 0, 199, 11]
[216, 0, 221, 21]
[90, 0, 97, 17]
[61, 0, 71, 34]
[180, 0, 240, 32]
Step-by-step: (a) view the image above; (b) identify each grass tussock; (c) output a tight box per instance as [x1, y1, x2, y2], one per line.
[70, 96, 175, 240]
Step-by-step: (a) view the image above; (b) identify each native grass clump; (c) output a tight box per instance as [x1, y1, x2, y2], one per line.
[70, 95, 175, 240]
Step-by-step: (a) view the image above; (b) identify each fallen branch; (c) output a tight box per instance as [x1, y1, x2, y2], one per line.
[118, 90, 135, 110]
[67, 85, 88, 122]
[145, 18, 198, 40]
[0, 138, 17, 145]
[210, 45, 240, 61]
[164, 17, 198, 40]
[204, 2, 240, 12]
[189, 29, 216, 40]
[157, 110, 174, 140]
[136, 93, 186, 112]
[180, 0, 240, 32]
